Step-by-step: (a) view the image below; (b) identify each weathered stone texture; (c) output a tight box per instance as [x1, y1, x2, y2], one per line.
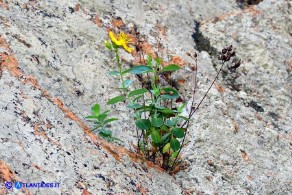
[0, 0, 291, 194]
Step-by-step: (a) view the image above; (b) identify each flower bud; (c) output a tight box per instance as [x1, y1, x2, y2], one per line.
[227, 45, 233, 51]
[221, 48, 227, 54]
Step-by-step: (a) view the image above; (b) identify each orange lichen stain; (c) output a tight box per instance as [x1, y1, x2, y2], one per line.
[162, 56, 185, 67]
[146, 161, 164, 172]
[93, 15, 103, 28]
[74, 4, 80, 12]
[33, 122, 49, 140]
[231, 118, 240, 133]
[201, 7, 261, 26]
[0, 0, 9, 10]
[136, 183, 148, 195]
[0, 54, 21, 76]
[0, 161, 33, 195]
[214, 83, 225, 94]
[140, 42, 156, 58]
[82, 189, 91, 195]
[31, 164, 47, 173]
[240, 150, 251, 162]
[111, 18, 125, 28]
[177, 79, 186, 85]
[0, 160, 16, 182]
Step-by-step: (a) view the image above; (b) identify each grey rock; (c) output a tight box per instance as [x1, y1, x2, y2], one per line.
[0, 0, 291, 194]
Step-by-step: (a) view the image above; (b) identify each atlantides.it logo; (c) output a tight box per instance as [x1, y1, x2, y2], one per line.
[3, 181, 60, 190]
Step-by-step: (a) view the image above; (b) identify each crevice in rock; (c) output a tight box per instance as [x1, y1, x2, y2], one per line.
[236, 0, 264, 9]
[192, 21, 243, 91]
[192, 20, 218, 58]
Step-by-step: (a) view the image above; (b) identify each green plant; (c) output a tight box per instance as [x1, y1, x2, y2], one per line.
[86, 103, 121, 142]
[87, 30, 241, 173]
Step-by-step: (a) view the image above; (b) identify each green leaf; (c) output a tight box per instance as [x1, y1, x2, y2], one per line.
[151, 130, 161, 143]
[135, 119, 151, 130]
[97, 113, 107, 122]
[161, 133, 170, 143]
[112, 136, 123, 142]
[123, 79, 133, 88]
[177, 115, 189, 121]
[104, 41, 112, 50]
[150, 83, 160, 97]
[107, 95, 126, 105]
[161, 125, 169, 132]
[147, 55, 153, 66]
[128, 65, 153, 74]
[171, 128, 184, 138]
[85, 115, 99, 119]
[99, 129, 112, 138]
[133, 95, 144, 102]
[177, 103, 186, 113]
[109, 71, 120, 76]
[92, 126, 101, 131]
[104, 118, 119, 124]
[92, 104, 100, 116]
[151, 117, 163, 127]
[160, 64, 180, 72]
[170, 138, 180, 151]
[127, 103, 142, 109]
[136, 105, 153, 112]
[170, 150, 179, 159]
[100, 110, 110, 116]
[165, 118, 178, 127]
[160, 88, 179, 99]
[162, 143, 170, 153]
[158, 108, 175, 114]
[128, 89, 148, 97]
[155, 57, 162, 67]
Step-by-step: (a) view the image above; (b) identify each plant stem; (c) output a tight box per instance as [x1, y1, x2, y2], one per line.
[115, 49, 126, 90]
[169, 61, 225, 173]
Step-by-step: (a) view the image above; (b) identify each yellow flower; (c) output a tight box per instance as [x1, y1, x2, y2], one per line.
[109, 31, 134, 53]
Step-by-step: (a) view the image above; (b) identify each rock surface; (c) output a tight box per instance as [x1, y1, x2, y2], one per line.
[0, 0, 291, 194]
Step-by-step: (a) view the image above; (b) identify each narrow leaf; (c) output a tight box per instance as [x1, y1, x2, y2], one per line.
[104, 118, 119, 124]
[161, 133, 170, 143]
[128, 65, 153, 74]
[123, 79, 133, 88]
[97, 113, 107, 122]
[160, 64, 180, 72]
[177, 115, 189, 121]
[128, 89, 148, 97]
[127, 103, 142, 109]
[177, 103, 186, 113]
[107, 95, 126, 105]
[170, 150, 179, 159]
[109, 71, 120, 76]
[92, 104, 100, 116]
[85, 116, 99, 119]
[99, 129, 112, 137]
[158, 108, 175, 114]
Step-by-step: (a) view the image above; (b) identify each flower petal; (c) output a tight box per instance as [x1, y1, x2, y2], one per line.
[122, 43, 134, 53]
[109, 31, 122, 46]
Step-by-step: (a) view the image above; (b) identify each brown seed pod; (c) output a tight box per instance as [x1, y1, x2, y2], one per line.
[221, 48, 227, 54]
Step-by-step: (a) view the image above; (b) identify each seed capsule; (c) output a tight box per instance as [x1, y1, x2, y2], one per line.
[221, 48, 227, 54]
